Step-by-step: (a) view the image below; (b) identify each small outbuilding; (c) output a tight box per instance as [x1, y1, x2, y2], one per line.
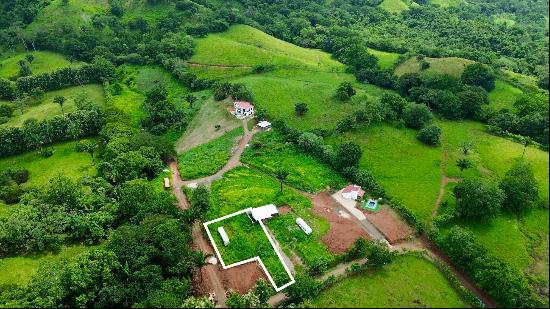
[249, 204, 279, 222]
[341, 185, 365, 201]
[257, 121, 272, 130]
[163, 177, 170, 189]
[296, 217, 312, 235]
[218, 226, 230, 246]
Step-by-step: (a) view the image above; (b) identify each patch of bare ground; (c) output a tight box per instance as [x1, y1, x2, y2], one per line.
[363, 205, 415, 244]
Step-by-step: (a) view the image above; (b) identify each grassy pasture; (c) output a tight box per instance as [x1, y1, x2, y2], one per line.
[177, 127, 243, 180]
[1, 84, 105, 128]
[0, 140, 96, 188]
[188, 65, 253, 80]
[0, 244, 95, 287]
[430, 0, 463, 7]
[379, 0, 411, 14]
[191, 25, 344, 72]
[175, 96, 241, 153]
[26, 0, 107, 31]
[312, 254, 468, 307]
[394, 56, 475, 77]
[208, 167, 333, 268]
[368, 48, 401, 70]
[242, 130, 346, 193]
[327, 123, 442, 223]
[0, 51, 82, 79]
[488, 79, 523, 111]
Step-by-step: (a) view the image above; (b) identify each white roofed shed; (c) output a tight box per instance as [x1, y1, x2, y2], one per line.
[218, 226, 230, 246]
[250, 204, 279, 222]
[296, 217, 312, 235]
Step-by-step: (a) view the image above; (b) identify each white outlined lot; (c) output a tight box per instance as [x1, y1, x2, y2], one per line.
[203, 208, 296, 291]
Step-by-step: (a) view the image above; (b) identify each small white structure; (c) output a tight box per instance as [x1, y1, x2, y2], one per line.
[218, 226, 230, 246]
[233, 101, 254, 119]
[250, 204, 279, 222]
[257, 121, 272, 130]
[341, 185, 365, 200]
[163, 177, 170, 189]
[296, 218, 312, 235]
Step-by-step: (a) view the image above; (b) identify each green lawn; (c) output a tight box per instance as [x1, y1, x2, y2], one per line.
[379, 0, 411, 14]
[327, 123, 442, 223]
[207, 212, 292, 287]
[177, 126, 243, 180]
[368, 48, 401, 70]
[488, 79, 523, 111]
[208, 167, 333, 269]
[395, 56, 475, 77]
[0, 140, 97, 188]
[191, 25, 344, 72]
[0, 244, 95, 287]
[0, 51, 83, 79]
[242, 130, 346, 193]
[313, 254, 468, 308]
[1, 84, 105, 128]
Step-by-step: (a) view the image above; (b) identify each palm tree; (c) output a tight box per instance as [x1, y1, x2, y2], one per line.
[456, 158, 472, 176]
[460, 141, 473, 155]
[53, 95, 66, 114]
[274, 168, 289, 193]
[192, 251, 208, 283]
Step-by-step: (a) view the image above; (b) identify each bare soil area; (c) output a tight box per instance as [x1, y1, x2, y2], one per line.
[311, 192, 371, 253]
[364, 205, 415, 244]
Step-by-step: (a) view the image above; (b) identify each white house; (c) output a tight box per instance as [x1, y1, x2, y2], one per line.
[249, 204, 278, 222]
[296, 218, 312, 235]
[233, 101, 254, 119]
[218, 226, 230, 246]
[256, 120, 272, 130]
[341, 184, 365, 200]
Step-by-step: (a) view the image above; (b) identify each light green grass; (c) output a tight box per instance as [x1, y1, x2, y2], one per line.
[0, 244, 95, 286]
[207, 213, 292, 287]
[175, 95, 241, 153]
[231, 69, 385, 131]
[208, 167, 333, 268]
[188, 65, 253, 80]
[191, 25, 344, 72]
[493, 14, 516, 27]
[122, 1, 173, 24]
[0, 202, 13, 218]
[488, 79, 523, 111]
[379, 0, 410, 14]
[1, 84, 105, 128]
[313, 254, 468, 308]
[430, 0, 463, 7]
[395, 57, 475, 77]
[327, 123, 442, 223]
[0, 140, 96, 188]
[368, 48, 401, 70]
[26, 0, 107, 31]
[177, 127, 243, 180]
[0, 51, 82, 79]
[242, 130, 346, 193]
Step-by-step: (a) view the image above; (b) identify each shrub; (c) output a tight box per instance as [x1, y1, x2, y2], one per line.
[0, 103, 14, 118]
[402, 103, 433, 129]
[417, 124, 441, 145]
[334, 142, 362, 171]
[461, 63, 496, 91]
[286, 274, 320, 303]
[500, 161, 539, 214]
[454, 179, 504, 220]
[335, 82, 356, 101]
[295, 102, 309, 116]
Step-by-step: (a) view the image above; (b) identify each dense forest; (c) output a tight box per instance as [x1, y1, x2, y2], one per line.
[0, 0, 548, 308]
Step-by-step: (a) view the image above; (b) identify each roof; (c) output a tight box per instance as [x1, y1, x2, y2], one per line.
[257, 121, 271, 128]
[250, 204, 278, 221]
[235, 101, 254, 109]
[296, 218, 312, 234]
[163, 177, 170, 187]
[342, 185, 365, 197]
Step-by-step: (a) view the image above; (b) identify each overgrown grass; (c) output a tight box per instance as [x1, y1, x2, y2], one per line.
[379, 0, 411, 14]
[1, 84, 105, 128]
[177, 127, 243, 180]
[488, 79, 523, 111]
[0, 140, 97, 188]
[430, 0, 463, 7]
[394, 56, 475, 77]
[242, 130, 346, 193]
[0, 51, 83, 79]
[207, 212, 292, 287]
[26, 0, 107, 32]
[191, 25, 344, 72]
[0, 244, 96, 287]
[368, 48, 401, 69]
[312, 254, 468, 307]
[327, 123, 442, 223]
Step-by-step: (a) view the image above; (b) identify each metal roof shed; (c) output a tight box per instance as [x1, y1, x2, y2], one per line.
[296, 217, 312, 235]
[218, 226, 230, 246]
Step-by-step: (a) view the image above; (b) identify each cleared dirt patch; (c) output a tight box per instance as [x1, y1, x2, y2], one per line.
[363, 205, 414, 244]
[194, 262, 267, 296]
[311, 192, 371, 254]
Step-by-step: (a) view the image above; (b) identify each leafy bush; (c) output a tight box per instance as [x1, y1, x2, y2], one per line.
[453, 179, 504, 220]
[417, 125, 441, 145]
[402, 103, 432, 129]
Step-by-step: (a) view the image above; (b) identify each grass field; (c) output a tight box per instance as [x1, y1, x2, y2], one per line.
[177, 126, 243, 180]
[0, 244, 95, 287]
[1, 84, 105, 128]
[175, 96, 241, 153]
[379, 0, 411, 14]
[242, 130, 346, 193]
[394, 57, 475, 77]
[26, 0, 107, 31]
[208, 167, 334, 268]
[488, 79, 523, 111]
[327, 123, 442, 223]
[313, 254, 468, 307]
[191, 25, 344, 72]
[207, 212, 292, 287]
[368, 48, 401, 70]
[0, 51, 82, 79]
[430, 0, 463, 7]
[188, 65, 253, 80]
[0, 140, 97, 188]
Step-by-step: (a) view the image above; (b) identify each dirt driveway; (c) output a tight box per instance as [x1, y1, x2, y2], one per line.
[311, 192, 371, 254]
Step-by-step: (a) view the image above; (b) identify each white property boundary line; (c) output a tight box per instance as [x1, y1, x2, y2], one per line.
[203, 208, 296, 292]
